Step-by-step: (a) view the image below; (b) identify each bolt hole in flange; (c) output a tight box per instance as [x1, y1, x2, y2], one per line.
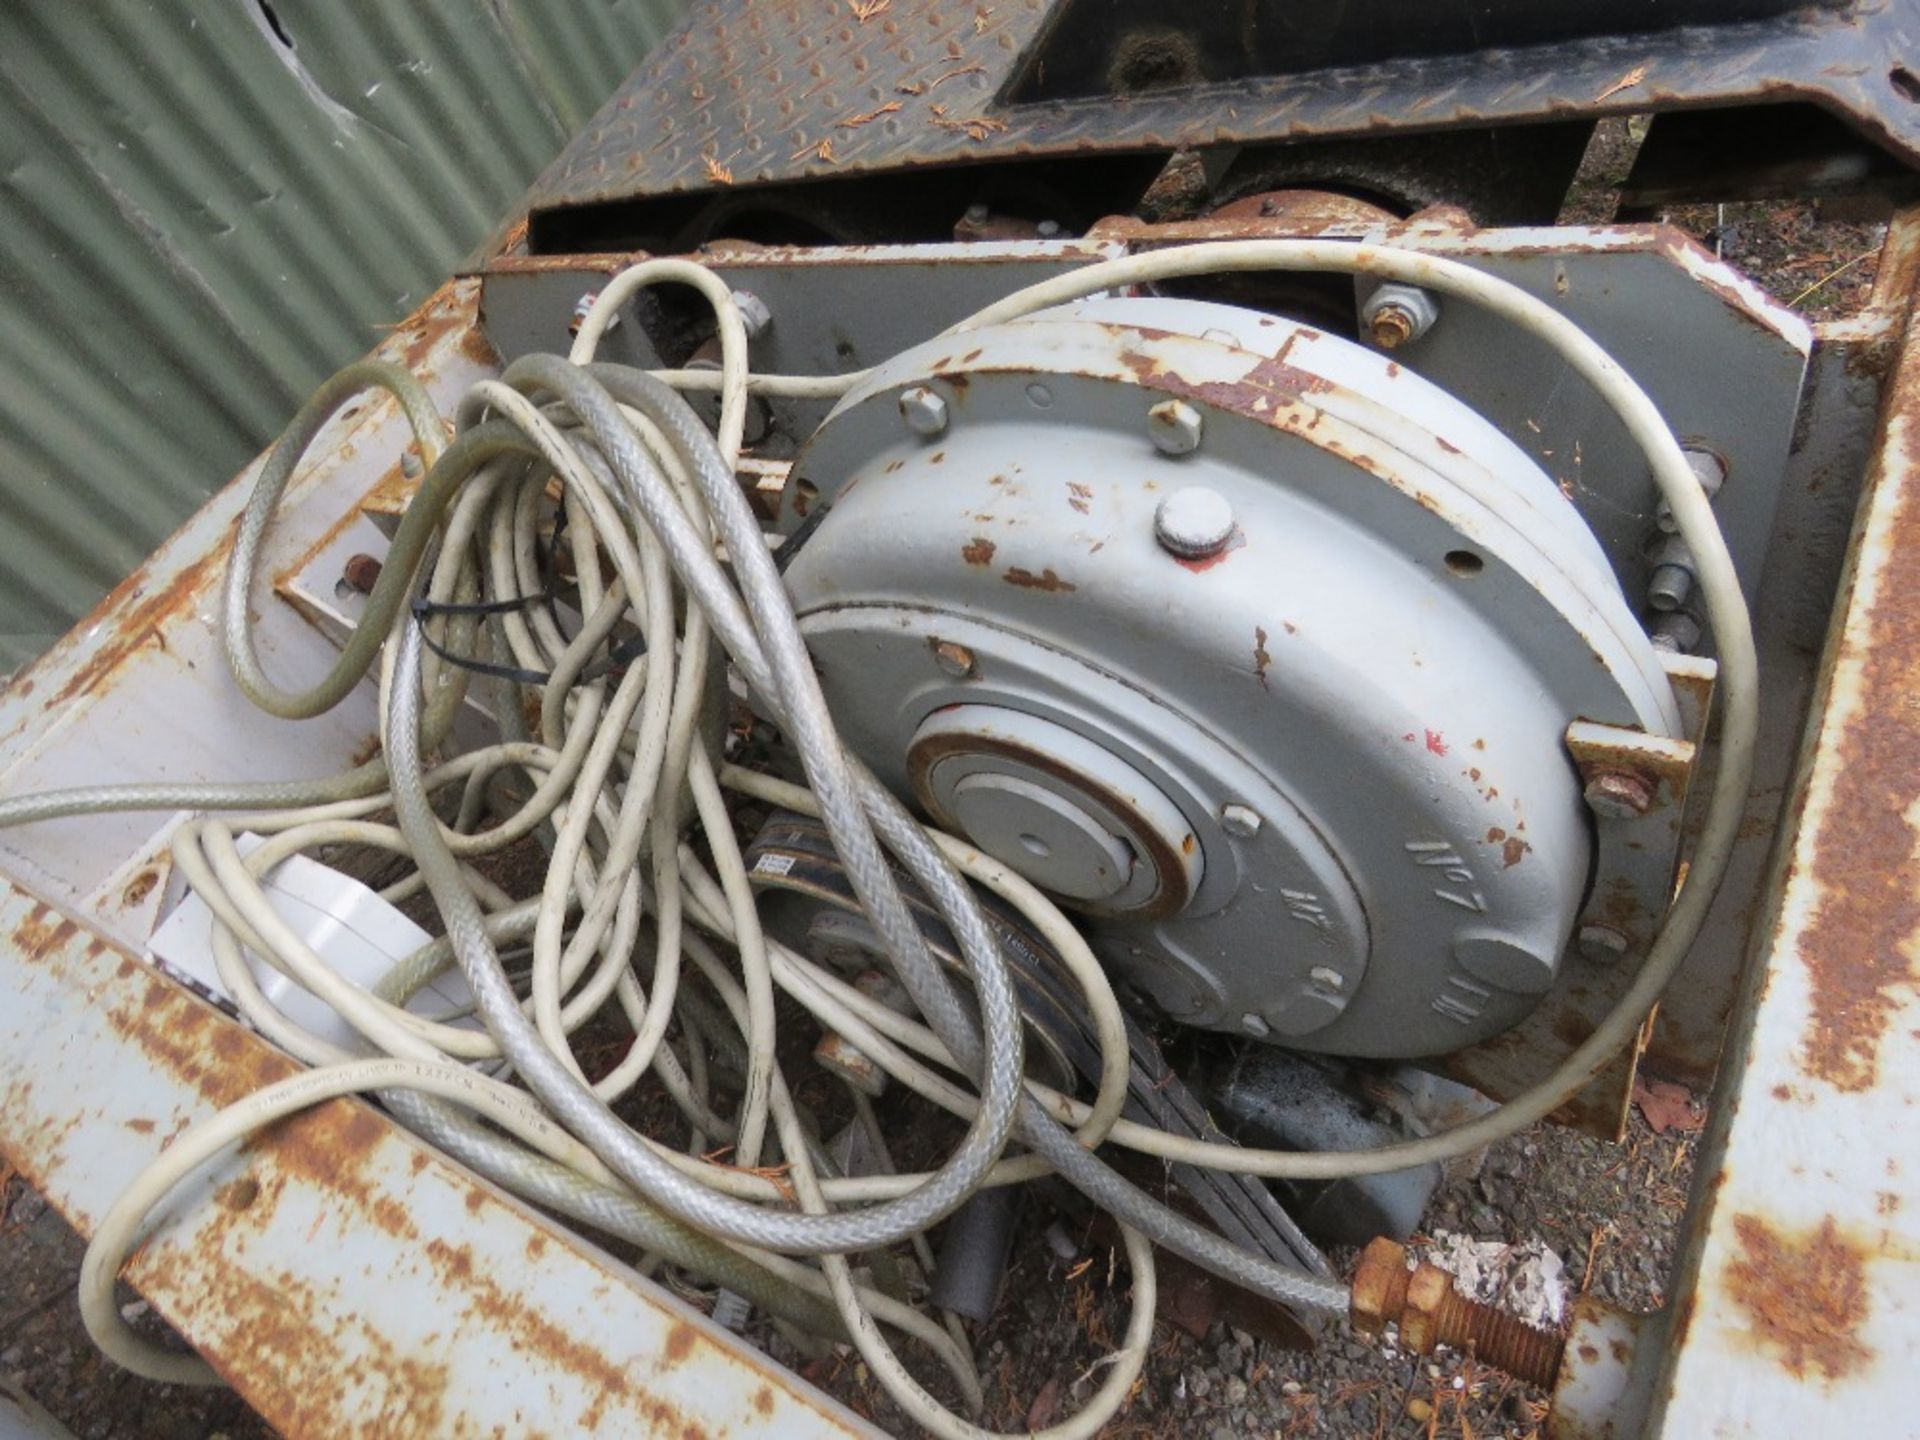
[1892, 66, 1920, 103]
[1444, 548, 1485, 577]
[1018, 832, 1052, 859]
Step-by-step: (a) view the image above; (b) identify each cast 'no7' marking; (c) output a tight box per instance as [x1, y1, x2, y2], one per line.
[1404, 839, 1488, 914]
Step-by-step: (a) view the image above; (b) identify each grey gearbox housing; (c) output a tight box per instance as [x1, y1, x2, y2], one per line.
[781, 296, 1681, 1058]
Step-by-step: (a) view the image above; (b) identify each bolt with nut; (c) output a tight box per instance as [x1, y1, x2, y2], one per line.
[1351, 1238, 1567, 1389]
[1361, 284, 1440, 350]
[1646, 536, 1696, 613]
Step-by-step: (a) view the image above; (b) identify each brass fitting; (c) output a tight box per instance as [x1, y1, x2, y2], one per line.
[1351, 1237, 1567, 1389]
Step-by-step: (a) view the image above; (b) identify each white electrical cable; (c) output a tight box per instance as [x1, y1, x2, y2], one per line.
[30, 237, 1756, 1439]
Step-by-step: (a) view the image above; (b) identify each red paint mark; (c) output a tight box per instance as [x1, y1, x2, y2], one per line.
[1171, 527, 1246, 573]
[1425, 729, 1448, 756]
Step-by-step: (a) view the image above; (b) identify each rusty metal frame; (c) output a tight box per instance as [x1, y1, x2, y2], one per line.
[0, 889, 871, 1439]
[0, 280, 872, 1439]
[1640, 207, 1920, 1436]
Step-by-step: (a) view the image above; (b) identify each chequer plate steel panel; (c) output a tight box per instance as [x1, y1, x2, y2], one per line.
[523, 0, 1920, 229]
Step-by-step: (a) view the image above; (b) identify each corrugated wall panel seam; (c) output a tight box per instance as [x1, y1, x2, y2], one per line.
[0, 0, 688, 674]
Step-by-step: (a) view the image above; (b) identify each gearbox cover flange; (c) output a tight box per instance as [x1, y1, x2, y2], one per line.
[780, 296, 1679, 1058]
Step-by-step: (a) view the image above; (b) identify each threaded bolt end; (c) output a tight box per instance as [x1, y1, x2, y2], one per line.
[1433, 1292, 1566, 1388]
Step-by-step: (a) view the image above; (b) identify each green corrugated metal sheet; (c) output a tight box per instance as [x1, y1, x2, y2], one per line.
[0, 0, 685, 670]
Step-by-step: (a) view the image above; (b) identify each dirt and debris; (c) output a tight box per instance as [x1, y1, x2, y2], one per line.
[1562, 116, 1887, 320]
[0, 1178, 274, 1440]
[766, 1109, 1698, 1439]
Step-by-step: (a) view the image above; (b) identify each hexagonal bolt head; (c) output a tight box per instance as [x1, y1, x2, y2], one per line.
[1583, 769, 1656, 820]
[730, 288, 773, 339]
[931, 639, 976, 678]
[1221, 803, 1263, 837]
[1651, 610, 1703, 654]
[1362, 284, 1439, 349]
[898, 385, 949, 437]
[1240, 1012, 1272, 1038]
[1685, 446, 1728, 497]
[1351, 1237, 1412, 1339]
[1147, 398, 1204, 456]
[1656, 447, 1728, 532]
[1577, 923, 1631, 964]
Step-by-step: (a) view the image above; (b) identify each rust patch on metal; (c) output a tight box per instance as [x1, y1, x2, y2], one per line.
[663, 1321, 697, 1366]
[134, 1255, 454, 1437]
[43, 536, 230, 709]
[1253, 627, 1272, 690]
[103, 969, 298, 1110]
[398, 281, 471, 371]
[460, 323, 502, 368]
[11, 904, 78, 965]
[481, 251, 631, 278]
[1795, 308, 1920, 1092]
[961, 536, 996, 566]
[1503, 836, 1531, 868]
[216, 1175, 263, 1212]
[1003, 566, 1076, 592]
[119, 869, 160, 909]
[360, 455, 424, 522]
[417, 1236, 710, 1432]
[253, 1103, 417, 1242]
[1723, 1215, 1873, 1382]
[1118, 329, 1333, 413]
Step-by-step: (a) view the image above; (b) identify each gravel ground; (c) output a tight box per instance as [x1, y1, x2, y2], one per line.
[785, 1109, 1698, 1439]
[0, 130, 1886, 1438]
